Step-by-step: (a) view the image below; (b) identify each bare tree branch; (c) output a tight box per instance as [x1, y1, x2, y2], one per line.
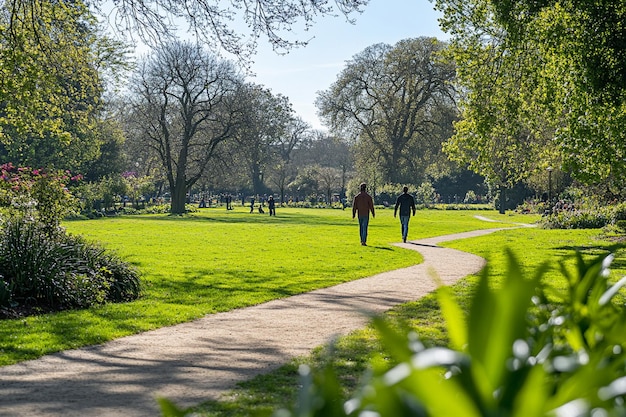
[99, 0, 368, 63]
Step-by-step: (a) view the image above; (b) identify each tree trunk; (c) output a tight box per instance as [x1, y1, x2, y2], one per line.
[499, 186, 506, 214]
[251, 166, 265, 195]
[170, 179, 188, 215]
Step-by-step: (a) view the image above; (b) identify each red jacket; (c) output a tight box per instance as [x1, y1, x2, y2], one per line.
[352, 192, 375, 218]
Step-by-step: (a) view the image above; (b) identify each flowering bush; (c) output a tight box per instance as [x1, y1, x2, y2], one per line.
[0, 163, 82, 234]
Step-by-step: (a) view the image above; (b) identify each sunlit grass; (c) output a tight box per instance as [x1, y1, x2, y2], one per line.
[0, 207, 526, 366]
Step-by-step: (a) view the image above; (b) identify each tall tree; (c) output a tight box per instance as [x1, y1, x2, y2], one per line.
[0, 0, 129, 171]
[437, 0, 551, 212]
[316, 37, 456, 185]
[267, 116, 311, 203]
[127, 41, 242, 214]
[316, 166, 342, 205]
[231, 84, 293, 195]
[80, 118, 128, 181]
[435, 0, 626, 196]
[293, 131, 353, 198]
[268, 161, 297, 204]
[275, 116, 309, 163]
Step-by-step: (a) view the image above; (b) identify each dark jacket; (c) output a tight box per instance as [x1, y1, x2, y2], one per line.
[394, 193, 416, 217]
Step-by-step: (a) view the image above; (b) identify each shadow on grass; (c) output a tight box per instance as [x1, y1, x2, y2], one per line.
[190, 294, 454, 416]
[100, 211, 355, 228]
[192, 362, 303, 417]
[554, 242, 626, 259]
[0, 336, 298, 416]
[368, 245, 394, 251]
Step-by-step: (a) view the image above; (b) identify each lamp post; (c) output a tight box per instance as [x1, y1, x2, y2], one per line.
[547, 166, 553, 212]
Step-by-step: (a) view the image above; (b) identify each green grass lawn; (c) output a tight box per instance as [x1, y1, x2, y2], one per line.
[0, 207, 527, 366]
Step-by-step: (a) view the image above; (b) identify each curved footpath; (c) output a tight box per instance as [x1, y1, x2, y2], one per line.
[0, 227, 508, 417]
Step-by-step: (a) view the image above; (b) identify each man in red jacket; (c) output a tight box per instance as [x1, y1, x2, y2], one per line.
[352, 183, 375, 246]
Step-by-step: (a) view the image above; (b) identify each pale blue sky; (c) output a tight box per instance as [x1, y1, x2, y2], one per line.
[247, 0, 448, 130]
[115, 0, 448, 130]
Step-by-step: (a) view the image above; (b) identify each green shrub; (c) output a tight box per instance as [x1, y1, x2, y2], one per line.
[540, 201, 626, 230]
[146, 204, 172, 214]
[120, 206, 139, 215]
[0, 278, 11, 308]
[542, 206, 611, 229]
[0, 218, 77, 307]
[0, 217, 141, 312]
[516, 199, 550, 214]
[63, 233, 141, 303]
[184, 204, 199, 213]
[610, 203, 626, 223]
[416, 181, 437, 205]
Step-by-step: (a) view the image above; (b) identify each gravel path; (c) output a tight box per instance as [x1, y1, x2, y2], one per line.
[0, 228, 506, 417]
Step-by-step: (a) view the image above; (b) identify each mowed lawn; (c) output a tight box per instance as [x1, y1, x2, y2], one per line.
[0, 207, 530, 366]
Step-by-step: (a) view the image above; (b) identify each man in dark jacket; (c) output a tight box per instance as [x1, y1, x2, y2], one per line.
[394, 186, 416, 243]
[352, 183, 375, 246]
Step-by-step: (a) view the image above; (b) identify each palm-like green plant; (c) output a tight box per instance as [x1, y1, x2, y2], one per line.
[267, 249, 626, 417]
[0, 217, 140, 310]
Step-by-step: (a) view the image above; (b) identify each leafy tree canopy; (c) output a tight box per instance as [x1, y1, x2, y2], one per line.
[491, 0, 626, 101]
[435, 0, 626, 193]
[317, 37, 457, 185]
[0, 0, 131, 172]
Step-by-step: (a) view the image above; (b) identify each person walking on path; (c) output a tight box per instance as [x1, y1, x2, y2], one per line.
[394, 186, 416, 243]
[352, 183, 375, 246]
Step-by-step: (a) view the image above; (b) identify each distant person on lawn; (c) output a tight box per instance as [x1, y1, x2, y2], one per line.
[394, 186, 416, 243]
[268, 195, 276, 216]
[352, 183, 375, 246]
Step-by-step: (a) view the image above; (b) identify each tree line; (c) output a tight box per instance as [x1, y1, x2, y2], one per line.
[0, 0, 472, 215]
[2, 0, 624, 215]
